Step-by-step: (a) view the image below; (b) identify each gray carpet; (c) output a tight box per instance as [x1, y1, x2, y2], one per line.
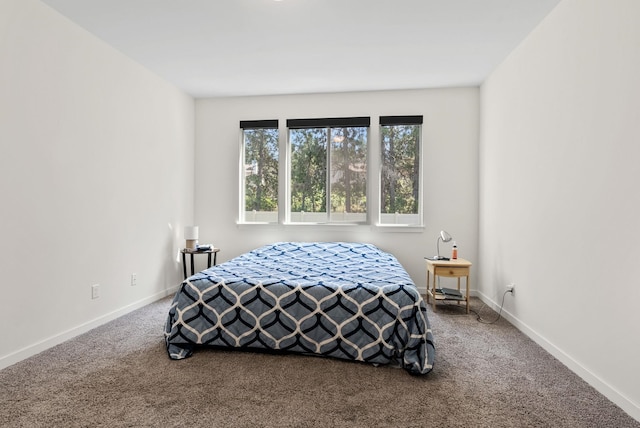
[0, 296, 637, 428]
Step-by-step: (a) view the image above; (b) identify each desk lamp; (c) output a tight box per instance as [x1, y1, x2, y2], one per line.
[432, 230, 452, 260]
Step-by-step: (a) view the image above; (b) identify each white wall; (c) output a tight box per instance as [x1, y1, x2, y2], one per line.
[195, 88, 479, 291]
[480, 0, 640, 420]
[0, 0, 194, 368]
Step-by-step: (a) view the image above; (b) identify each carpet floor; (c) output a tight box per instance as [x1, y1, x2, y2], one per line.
[0, 296, 637, 427]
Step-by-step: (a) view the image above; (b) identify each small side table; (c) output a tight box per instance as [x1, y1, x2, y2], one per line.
[425, 258, 472, 313]
[181, 247, 220, 279]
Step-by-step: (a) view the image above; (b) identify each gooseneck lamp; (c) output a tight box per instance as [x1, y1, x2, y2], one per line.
[433, 230, 452, 260]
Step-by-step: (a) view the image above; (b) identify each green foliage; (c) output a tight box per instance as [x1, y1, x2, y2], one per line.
[290, 127, 368, 216]
[290, 128, 327, 212]
[244, 128, 278, 212]
[381, 125, 420, 214]
[244, 123, 419, 221]
[329, 127, 367, 213]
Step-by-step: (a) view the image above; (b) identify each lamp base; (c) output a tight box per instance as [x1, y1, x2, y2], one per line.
[186, 239, 198, 250]
[429, 255, 450, 261]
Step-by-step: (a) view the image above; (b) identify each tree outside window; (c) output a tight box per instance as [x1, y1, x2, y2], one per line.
[241, 121, 278, 223]
[288, 117, 369, 223]
[239, 116, 421, 226]
[380, 116, 422, 226]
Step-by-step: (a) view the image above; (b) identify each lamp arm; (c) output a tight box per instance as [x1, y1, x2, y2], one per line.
[436, 236, 442, 258]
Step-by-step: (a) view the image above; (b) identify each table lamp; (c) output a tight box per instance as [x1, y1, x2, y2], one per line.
[432, 230, 452, 260]
[184, 226, 199, 250]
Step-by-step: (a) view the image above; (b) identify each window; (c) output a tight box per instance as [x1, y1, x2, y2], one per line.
[287, 117, 369, 223]
[238, 115, 422, 228]
[240, 120, 279, 223]
[379, 116, 423, 226]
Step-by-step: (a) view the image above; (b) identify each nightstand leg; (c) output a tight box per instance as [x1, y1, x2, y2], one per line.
[432, 273, 437, 312]
[425, 271, 430, 304]
[466, 275, 470, 314]
[182, 252, 187, 280]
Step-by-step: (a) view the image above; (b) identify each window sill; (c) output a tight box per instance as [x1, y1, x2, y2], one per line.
[236, 221, 424, 233]
[374, 223, 425, 233]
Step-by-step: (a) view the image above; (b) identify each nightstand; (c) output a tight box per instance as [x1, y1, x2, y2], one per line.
[425, 258, 472, 313]
[181, 247, 219, 279]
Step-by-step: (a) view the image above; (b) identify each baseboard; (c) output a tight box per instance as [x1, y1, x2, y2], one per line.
[475, 290, 640, 422]
[0, 286, 179, 371]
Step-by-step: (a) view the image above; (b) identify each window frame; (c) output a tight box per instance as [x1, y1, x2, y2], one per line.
[378, 115, 424, 227]
[286, 117, 370, 225]
[239, 119, 280, 224]
[237, 115, 424, 230]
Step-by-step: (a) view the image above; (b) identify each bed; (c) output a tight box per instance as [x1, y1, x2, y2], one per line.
[164, 242, 435, 375]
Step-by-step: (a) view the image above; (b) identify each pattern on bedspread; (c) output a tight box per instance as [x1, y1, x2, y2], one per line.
[164, 242, 435, 374]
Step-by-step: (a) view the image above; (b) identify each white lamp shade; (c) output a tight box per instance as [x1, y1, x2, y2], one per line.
[184, 226, 199, 240]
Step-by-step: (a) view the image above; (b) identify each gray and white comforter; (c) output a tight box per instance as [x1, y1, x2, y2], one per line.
[164, 242, 435, 374]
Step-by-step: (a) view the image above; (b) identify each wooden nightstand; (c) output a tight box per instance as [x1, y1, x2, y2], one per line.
[425, 258, 472, 313]
[181, 247, 219, 279]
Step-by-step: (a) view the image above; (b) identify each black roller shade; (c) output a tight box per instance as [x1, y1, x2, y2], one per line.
[287, 117, 370, 129]
[240, 119, 278, 129]
[379, 115, 423, 126]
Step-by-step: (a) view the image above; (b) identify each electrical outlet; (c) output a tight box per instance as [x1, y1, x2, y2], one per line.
[506, 283, 515, 294]
[131, 273, 137, 286]
[91, 284, 100, 299]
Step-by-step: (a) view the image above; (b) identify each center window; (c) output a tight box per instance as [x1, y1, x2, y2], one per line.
[287, 117, 370, 224]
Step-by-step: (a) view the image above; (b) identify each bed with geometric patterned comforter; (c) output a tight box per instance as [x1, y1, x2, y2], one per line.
[164, 242, 435, 375]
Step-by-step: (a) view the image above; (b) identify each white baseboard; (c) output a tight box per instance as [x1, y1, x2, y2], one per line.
[475, 290, 640, 422]
[0, 286, 179, 371]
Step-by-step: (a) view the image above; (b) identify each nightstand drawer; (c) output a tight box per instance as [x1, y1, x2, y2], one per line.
[434, 266, 469, 277]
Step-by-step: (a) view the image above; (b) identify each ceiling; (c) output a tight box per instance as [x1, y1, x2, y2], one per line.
[40, 0, 561, 98]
